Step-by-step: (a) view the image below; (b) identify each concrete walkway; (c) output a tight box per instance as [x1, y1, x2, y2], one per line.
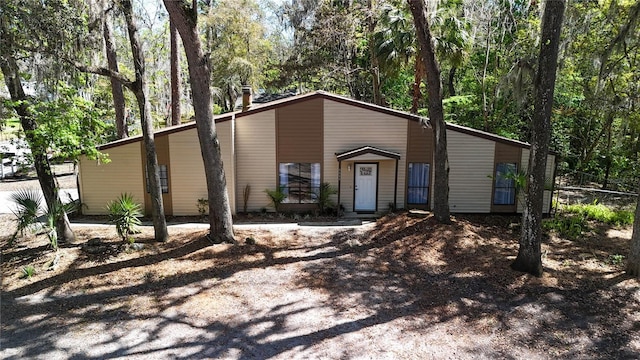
[69, 219, 374, 231]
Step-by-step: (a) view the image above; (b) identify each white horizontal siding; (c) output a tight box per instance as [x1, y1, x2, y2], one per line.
[236, 110, 276, 212]
[323, 100, 407, 212]
[447, 131, 495, 213]
[79, 142, 144, 215]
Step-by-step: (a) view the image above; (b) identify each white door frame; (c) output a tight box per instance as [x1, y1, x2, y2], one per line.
[354, 162, 378, 212]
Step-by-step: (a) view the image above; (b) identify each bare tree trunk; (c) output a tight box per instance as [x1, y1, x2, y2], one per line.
[122, 0, 168, 242]
[0, 48, 76, 244]
[103, 7, 128, 139]
[410, 54, 424, 114]
[603, 124, 613, 189]
[626, 180, 640, 277]
[163, 0, 235, 244]
[448, 67, 456, 97]
[481, 18, 492, 132]
[367, 0, 382, 105]
[170, 18, 181, 126]
[408, 0, 450, 224]
[512, 0, 565, 277]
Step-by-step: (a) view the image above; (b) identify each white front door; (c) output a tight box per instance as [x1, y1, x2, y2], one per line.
[354, 163, 377, 212]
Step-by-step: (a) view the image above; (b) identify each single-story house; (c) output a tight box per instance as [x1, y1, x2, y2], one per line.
[78, 91, 555, 216]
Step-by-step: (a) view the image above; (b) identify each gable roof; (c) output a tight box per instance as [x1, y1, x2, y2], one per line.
[336, 146, 401, 161]
[98, 90, 537, 152]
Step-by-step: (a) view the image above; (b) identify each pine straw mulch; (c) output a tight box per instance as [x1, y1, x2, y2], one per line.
[1, 212, 639, 359]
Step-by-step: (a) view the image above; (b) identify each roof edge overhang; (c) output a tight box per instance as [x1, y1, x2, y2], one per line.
[94, 90, 557, 156]
[97, 114, 234, 150]
[336, 146, 401, 161]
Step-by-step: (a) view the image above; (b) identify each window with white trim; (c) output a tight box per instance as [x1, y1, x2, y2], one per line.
[279, 163, 321, 203]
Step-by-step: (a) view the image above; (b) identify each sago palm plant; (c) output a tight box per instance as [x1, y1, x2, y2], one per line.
[10, 188, 43, 244]
[106, 193, 142, 243]
[10, 188, 66, 251]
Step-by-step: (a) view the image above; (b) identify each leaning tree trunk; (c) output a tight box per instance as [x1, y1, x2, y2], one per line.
[627, 180, 640, 277]
[0, 50, 76, 243]
[169, 18, 181, 126]
[104, 8, 128, 139]
[512, 0, 565, 277]
[122, 0, 168, 242]
[408, 0, 451, 224]
[163, 0, 235, 244]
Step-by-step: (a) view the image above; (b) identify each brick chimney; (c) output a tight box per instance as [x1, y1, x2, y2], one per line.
[242, 85, 252, 112]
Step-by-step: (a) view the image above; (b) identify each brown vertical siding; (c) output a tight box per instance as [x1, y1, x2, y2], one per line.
[405, 120, 433, 210]
[276, 97, 324, 163]
[491, 142, 521, 213]
[141, 135, 173, 216]
[276, 97, 324, 212]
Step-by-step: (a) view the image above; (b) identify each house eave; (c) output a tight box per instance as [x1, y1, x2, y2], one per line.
[336, 146, 401, 161]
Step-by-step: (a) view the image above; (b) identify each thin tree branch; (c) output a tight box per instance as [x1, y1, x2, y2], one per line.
[67, 60, 135, 89]
[598, 0, 640, 87]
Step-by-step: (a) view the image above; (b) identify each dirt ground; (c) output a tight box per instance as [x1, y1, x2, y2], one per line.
[1, 173, 640, 359]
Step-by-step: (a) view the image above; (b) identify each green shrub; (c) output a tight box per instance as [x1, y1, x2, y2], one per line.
[106, 193, 142, 243]
[317, 182, 337, 215]
[265, 187, 286, 213]
[544, 202, 633, 241]
[607, 254, 624, 266]
[10, 188, 43, 244]
[543, 214, 586, 240]
[21, 265, 36, 279]
[563, 203, 634, 226]
[10, 188, 68, 250]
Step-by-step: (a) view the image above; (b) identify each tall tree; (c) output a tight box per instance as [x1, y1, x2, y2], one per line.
[627, 180, 640, 276]
[121, 0, 168, 242]
[511, 0, 566, 277]
[367, 0, 382, 105]
[103, 6, 128, 139]
[169, 18, 181, 126]
[76, 0, 169, 242]
[0, 0, 80, 244]
[0, 54, 77, 244]
[163, 0, 235, 244]
[407, 0, 450, 223]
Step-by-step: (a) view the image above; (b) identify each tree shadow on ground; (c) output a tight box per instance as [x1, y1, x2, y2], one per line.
[296, 213, 640, 358]
[1, 213, 639, 359]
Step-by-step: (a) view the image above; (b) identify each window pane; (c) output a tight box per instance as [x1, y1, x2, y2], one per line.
[145, 165, 169, 194]
[159, 165, 168, 193]
[408, 163, 429, 204]
[494, 162, 516, 205]
[279, 163, 289, 189]
[408, 187, 428, 204]
[279, 162, 321, 204]
[494, 188, 516, 204]
[303, 163, 321, 203]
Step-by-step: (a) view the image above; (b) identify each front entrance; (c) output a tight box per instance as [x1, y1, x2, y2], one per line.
[354, 163, 378, 212]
